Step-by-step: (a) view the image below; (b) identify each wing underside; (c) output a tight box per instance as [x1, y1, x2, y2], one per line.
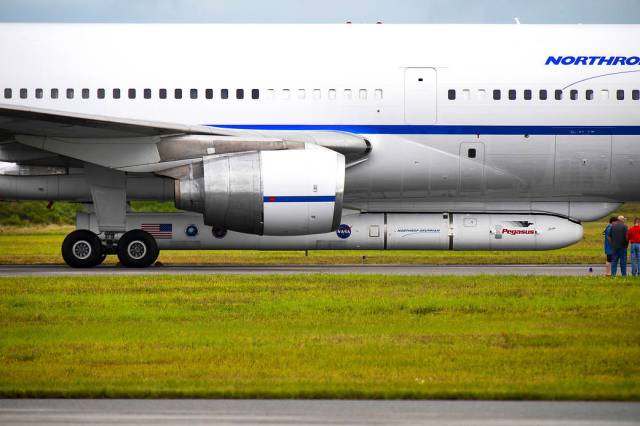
[0, 103, 370, 171]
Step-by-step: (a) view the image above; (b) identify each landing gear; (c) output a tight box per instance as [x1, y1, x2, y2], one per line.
[62, 229, 159, 268]
[61, 230, 104, 268]
[116, 230, 159, 268]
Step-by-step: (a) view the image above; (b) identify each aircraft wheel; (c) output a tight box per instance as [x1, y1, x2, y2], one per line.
[117, 230, 159, 268]
[95, 251, 108, 266]
[61, 230, 103, 268]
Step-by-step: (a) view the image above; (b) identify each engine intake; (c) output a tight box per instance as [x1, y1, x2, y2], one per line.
[175, 146, 345, 236]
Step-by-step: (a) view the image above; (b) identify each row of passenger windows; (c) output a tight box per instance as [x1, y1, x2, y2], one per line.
[1, 87, 384, 101]
[448, 88, 640, 101]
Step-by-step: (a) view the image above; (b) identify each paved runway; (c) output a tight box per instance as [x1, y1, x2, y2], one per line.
[0, 264, 606, 277]
[1, 399, 638, 425]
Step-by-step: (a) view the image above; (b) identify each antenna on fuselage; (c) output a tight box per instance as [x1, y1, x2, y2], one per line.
[514, 17, 521, 24]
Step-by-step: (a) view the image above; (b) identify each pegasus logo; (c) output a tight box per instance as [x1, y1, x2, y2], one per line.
[493, 222, 536, 239]
[501, 228, 535, 236]
[546, 56, 640, 66]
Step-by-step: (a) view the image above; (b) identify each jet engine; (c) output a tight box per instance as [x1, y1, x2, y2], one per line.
[173, 146, 345, 236]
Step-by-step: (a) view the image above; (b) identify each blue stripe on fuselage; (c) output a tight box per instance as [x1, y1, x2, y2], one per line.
[209, 124, 640, 135]
[264, 195, 336, 203]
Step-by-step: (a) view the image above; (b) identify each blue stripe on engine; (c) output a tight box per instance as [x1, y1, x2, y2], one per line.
[264, 195, 336, 203]
[209, 124, 640, 135]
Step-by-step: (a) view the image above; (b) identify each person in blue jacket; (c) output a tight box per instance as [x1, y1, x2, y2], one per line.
[604, 216, 617, 276]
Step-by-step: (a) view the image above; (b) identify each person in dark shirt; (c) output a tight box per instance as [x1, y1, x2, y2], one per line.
[608, 216, 629, 277]
[603, 216, 617, 276]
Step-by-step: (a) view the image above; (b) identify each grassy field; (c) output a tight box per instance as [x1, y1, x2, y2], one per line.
[1, 204, 638, 265]
[0, 274, 638, 399]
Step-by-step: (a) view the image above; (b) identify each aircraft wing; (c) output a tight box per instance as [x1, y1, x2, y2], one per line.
[0, 104, 369, 171]
[0, 103, 242, 138]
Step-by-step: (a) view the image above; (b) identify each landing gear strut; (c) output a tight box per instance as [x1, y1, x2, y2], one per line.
[62, 229, 159, 268]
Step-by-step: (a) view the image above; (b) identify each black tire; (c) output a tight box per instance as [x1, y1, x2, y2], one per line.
[61, 230, 103, 268]
[95, 251, 107, 266]
[117, 230, 159, 268]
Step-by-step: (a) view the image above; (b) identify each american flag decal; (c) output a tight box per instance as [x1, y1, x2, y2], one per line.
[141, 223, 173, 239]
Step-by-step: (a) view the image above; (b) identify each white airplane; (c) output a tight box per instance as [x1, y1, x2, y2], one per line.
[0, 23, 638, 267]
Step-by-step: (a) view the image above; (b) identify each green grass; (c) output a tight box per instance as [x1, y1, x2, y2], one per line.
[1, 203, 638, 265]
[0, 274, 638, 399]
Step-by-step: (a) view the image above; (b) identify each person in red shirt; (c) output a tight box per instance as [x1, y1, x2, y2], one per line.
[628, 217, 640, 277]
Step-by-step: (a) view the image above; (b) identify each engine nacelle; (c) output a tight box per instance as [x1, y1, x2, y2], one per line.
[174, 146, 345, 236]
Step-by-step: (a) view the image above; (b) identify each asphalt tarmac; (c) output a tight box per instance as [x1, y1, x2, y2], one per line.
[1, 399, 639, 425]
[0, 264, 607, 277]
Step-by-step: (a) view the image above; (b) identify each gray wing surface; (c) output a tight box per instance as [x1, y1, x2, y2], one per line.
[0, 103, 369, 171]
[0, 103, 240, 138]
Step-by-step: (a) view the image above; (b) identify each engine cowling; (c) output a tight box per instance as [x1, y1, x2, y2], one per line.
[174, 146, 345, 236]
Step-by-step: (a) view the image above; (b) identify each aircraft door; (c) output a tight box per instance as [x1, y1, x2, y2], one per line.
[404, 68, 437, 124]
[459, 142, 485, 193]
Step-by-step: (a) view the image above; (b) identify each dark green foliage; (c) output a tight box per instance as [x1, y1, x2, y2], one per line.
[0, 201, 178, 226]
[0, 201, 83, 226]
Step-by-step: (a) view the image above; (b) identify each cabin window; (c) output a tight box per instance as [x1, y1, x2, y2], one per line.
[20, 88, 27, 99]
[128, 88, 136, 99]
[328, 89, 337, 100]
[570, 89, 578, 100]
[344, 89, 352, 100]
[313, 89, 321, 100]
[375, 89, 383, 100]
[297, 89, 306, 100]
[468, 148, 477, 159]
[617, 89, 624, 100]
[281, 89, 290, 100]
[144, 88, 151, 99]
[3, 88, 11, 99]
[539, 89, 547, 100]
[82, 88, 90, 99]
[236, 89, 244, 99]
[266, 89, 275, 100]
[252, 89, 260, 99]
[35, 88, 43, 99]
[190, 89, 198, 99]
[97, 88, 105, 99]
[159, 89, 167, 99]
[113, 88, 121, 99]
[477, 89, 486, 100]
[601, 89, 610, 100]
[205, 89, 213, 99]
[448, 89, 456, 100]
[524, 89, 532, 100]
[586, 89, 594, 100]
[508, 89, 516, 100]
[359, 89, 367, 100]
[174, 89, 182, 99]
[555, 90, 563, 100]
[462, 89, 470, 100]
[493, 89, 501, 100]
[51, 88, 58, 99]
[66, 88, 74, 99]
[633, 90, 639, 101]
[221, 89, 229, 99]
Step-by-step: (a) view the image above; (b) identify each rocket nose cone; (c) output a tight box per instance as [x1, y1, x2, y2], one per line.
[570, 221, 585, 245]
[536, 216, 585, 250]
